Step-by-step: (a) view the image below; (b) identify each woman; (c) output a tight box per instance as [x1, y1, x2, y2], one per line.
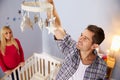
[0, 26, 25, 80]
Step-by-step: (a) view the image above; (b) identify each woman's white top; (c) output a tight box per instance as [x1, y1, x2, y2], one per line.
[69, 60, 89, 80]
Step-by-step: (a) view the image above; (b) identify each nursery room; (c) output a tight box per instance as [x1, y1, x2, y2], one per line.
[0, 0, 120, 80]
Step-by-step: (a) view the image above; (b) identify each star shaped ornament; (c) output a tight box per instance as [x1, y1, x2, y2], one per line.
[46, 17, 56, 34]
[46, 24, 56, 34]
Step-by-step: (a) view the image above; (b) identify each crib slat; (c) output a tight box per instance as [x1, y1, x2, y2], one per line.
[22, 70, 25, 80]
[43, 59, 45, 76]
[35, 57, 38, 73]
[31, 59, 35, 76]
[25, 65, 28, 80]
[38, 58, 40, 73]
[40, 59, 42, 74]
[29, 64, 32, 78]
[17, 68, 21, 80]
[13, 70, 17, 80]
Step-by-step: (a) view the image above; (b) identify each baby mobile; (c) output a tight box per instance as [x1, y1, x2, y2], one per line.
[20, 0, 56, 34]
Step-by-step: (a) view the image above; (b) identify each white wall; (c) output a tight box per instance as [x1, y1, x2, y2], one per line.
[0, 0, 120, 79]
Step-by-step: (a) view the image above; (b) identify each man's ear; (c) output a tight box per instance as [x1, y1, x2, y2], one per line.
[92, 44, 99, 49]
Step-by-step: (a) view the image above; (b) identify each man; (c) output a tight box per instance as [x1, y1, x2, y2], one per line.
[47, 0, 107, 80]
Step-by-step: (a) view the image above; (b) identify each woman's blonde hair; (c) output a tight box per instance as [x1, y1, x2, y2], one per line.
[0, 26, 19, 56]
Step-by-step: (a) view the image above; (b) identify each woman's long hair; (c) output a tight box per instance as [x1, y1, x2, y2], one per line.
[0, 26, 19, 56]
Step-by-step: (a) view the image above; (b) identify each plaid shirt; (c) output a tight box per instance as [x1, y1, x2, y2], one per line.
[55, 34, 107, 80]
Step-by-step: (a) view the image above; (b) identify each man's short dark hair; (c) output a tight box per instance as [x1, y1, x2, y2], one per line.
[86, 25, 105, 45]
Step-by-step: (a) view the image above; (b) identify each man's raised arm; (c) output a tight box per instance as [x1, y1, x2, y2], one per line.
[47, 0, 66, 40]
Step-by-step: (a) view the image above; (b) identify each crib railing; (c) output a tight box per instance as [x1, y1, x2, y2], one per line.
[1, 52, 62, 80]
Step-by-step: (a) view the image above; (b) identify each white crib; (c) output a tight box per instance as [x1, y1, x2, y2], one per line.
[1, 52, 62, 80]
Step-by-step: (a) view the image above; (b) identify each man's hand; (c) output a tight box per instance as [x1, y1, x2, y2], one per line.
[47, 0, 54, 4]
[47, 0, 61, 27]
[54, 27, 66, 39]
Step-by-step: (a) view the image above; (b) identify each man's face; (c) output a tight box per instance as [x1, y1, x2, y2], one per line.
[76, 29, 95, 51]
